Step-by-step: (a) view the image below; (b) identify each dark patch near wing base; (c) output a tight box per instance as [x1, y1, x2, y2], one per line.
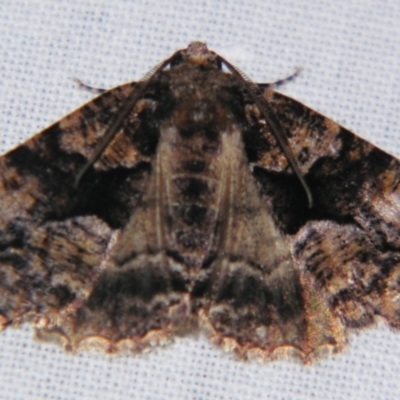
[260, 92, 400, 333]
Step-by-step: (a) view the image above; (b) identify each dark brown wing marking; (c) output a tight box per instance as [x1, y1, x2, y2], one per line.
[197, 124, 344, 361]
[0, 82, 154, 343]
[253, 90, 400, 334]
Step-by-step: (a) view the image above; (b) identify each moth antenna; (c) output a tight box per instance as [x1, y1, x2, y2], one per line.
[74, 78, 107, 94]
[258, 67, 302, 90]
[218, 56, 313, 208]
[74, 51, 180, 188]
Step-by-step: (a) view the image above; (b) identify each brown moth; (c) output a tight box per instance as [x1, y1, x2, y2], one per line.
[0, 42, 399, 363]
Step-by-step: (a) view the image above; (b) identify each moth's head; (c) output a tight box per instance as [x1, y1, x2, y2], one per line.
[169, 42, 222, 70]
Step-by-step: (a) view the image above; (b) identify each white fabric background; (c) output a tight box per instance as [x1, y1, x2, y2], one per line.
[0, 1, 400, 399]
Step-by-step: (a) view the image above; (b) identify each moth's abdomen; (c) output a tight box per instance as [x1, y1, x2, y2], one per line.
[159, 94, 232, 267]
[166, 132, 223, 266]
[169, 174, 216, 258]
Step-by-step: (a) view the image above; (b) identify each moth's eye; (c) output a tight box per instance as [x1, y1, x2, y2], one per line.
[169, 53, 185, 68]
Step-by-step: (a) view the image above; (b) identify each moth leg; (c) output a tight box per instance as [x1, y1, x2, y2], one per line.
[257, 67, 302, 90]
[73, 77, 107, 94]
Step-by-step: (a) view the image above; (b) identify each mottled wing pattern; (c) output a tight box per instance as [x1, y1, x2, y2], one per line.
[0, 82, 162, 348]
[197, 124, 343, 360]
[254, 90, 400, 336]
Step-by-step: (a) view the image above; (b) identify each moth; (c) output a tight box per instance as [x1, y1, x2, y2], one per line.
[0, 42, 399, 363]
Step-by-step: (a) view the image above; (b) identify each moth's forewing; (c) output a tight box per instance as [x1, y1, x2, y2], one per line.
[259, 91, 400, 333]
[0, 82, 148, 337]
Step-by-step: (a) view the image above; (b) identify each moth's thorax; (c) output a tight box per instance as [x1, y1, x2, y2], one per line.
[163, 61, 239, 108]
